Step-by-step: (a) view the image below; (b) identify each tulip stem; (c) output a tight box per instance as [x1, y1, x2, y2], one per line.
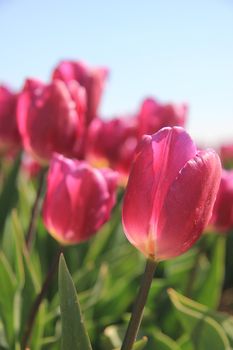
[21, 247, 62, 349]
[121, 259, 157, 350]
[26, 169, 46, 251]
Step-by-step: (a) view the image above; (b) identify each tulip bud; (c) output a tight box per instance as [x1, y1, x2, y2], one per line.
[52, 60, 108, 125]
[210, 170, 233, 233]
[138, 97, 187, 138]
[43, 154, 118, 244]
[0, 85, 21, 153]
[17, 78, 86, 164]
[122, 127, 221, 261]
[87, 116, 138, 181]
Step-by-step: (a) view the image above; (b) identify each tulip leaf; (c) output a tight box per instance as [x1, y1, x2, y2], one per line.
[168, 289, 231, 350]
[206, 308, 233, 346]
[177, 334, 194, 350]
[11, 210, 45, 348]
[150, 329, 180, 350]
[194, 235, 226, 308]
[131, 337, 148, 350]
[58, 254, 92, 350]
[0, 251, 17, 346]
[83, 199, 122, 266]
[0, 155, 21, 236]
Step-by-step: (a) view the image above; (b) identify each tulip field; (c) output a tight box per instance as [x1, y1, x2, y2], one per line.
[0, 60, 233, 350]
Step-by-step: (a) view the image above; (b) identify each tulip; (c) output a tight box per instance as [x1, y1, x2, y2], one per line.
[43, 154, 118, 244]
[137, 97, 187, 138]
[52, 60, 108, 125]
[87, 116, 138, 181]
[0, 85, 21, 153]
[17, 78, 86, 163]
[122, 127, 222, 261]
[211, 170, 233, 233]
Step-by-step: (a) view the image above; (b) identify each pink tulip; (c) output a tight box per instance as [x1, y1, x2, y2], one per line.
[138, 97, 187, 137]
[211, 170, 233, 232]
[52, 60, 108, 125]
[43, 154, 118, 244]
[87, 116, 138, 181]
[17, 78, 86, 163]
[122, 127, 221, 261]
[0, 85, 21, 153]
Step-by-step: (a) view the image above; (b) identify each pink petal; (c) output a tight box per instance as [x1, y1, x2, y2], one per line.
[156, 149, 222, 260]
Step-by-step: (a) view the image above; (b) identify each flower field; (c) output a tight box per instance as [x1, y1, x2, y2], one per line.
[0, 59, 233, 350]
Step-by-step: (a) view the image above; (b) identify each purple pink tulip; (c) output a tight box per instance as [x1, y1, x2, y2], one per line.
[122, 127, 221, 261]
[17, 78, 86, 163]
[43, 154, 118, 244]
[137, 97, 187, 137]
[0, 85, 21, 153]
[87, 116, 138, 182]
[52, 60, 108, 125]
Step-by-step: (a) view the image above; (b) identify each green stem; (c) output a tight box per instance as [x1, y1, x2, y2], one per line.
[26, 169, 46, 251]
[21, 247, 62, 349]
[121, 259, 157, 350]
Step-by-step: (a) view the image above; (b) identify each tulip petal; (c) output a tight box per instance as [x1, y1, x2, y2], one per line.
[156, 150, 221, 260]
[122, 135, 156, 248]
[43, 156, 74, 243]
[65, 166, 111, 241]
[211, 170, 233, 231]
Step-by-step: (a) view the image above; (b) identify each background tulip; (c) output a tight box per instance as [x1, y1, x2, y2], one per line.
[137, 97, 187, 138]
[122, 127, 221, 261]
[52, 60, 108, 125]
[17, 78, 86, 163]
[43, 154, 118, 244]
[210, 170, 233, 233]
[0, 85, 21, 153]
[87, 116, 138, 181]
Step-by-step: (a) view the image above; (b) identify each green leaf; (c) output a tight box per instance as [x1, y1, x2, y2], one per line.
[165, 247, 198, 289]
[131, 337, 148, 350]
[11, 210, 45, 348]
[168, 289, 231, 350]
[194, 235, 226, 308]
[177, 334, 194, 350]
[83, 199, 122, 266]
[205, 306, 233, 346]
[150, 329, 180, 350]
[0, 251, 17, 346]
[0, 154, 21, 237]
[11, 210, 40, 290]
[58, 254, 92, 350]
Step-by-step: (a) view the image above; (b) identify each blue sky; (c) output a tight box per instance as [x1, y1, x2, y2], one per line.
[1, 0, 233, 144]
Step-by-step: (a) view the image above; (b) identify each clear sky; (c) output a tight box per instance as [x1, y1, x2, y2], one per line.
[1, 0, 233, 145]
